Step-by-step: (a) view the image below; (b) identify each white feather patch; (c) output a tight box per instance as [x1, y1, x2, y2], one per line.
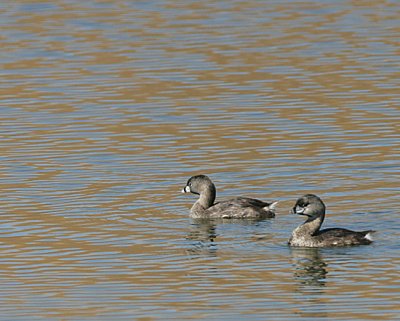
[268, 201, 279, 211]
[365, 232, 374, 241]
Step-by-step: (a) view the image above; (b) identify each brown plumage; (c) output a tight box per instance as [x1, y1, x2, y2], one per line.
[288, 194, 375, 247]
[182, 175, 277, 219]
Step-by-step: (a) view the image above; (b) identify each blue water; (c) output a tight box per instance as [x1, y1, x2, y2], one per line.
[0, 0, 399, 320]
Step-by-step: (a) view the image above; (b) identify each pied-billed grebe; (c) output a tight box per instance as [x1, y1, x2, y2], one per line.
[182, 175, 277, 219]
[288, 194, 375, 247]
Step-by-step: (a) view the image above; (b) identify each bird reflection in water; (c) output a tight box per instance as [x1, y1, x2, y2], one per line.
[290, 247, 328, 288]
[185, 219, 218, 256]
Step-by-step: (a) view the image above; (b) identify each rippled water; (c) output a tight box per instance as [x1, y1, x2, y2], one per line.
[1, 0, 399, 320]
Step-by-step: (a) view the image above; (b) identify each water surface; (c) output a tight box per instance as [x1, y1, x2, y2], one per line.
[0, 0, 399, 320]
